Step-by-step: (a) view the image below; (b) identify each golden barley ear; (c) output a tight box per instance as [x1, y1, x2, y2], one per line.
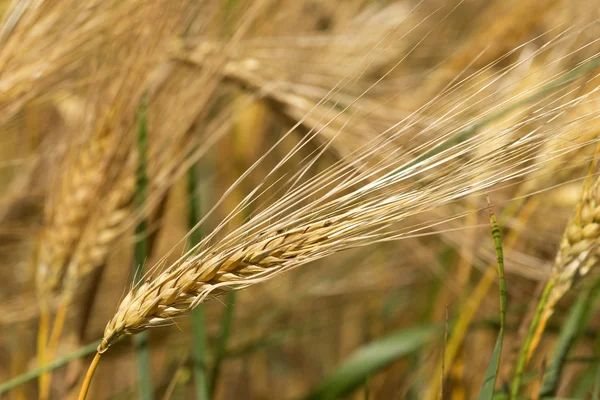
[30, 2, 198, 397]
[510, 142, 600, 397]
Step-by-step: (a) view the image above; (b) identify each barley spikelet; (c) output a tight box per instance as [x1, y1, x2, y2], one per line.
[63, 157, 137, 291]
[97, 105, 600, 352]
[34, 0, 198, 303]
[556, 178, 600, 280]
[100, 218, 338, 351]
[510, 151, 600, 395]
[535, 170, 600, 336]
[30, 4, 197, 397]
[35, 128, 116, 298]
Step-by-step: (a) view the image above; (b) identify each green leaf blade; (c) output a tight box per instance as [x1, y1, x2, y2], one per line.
[302, 325, 437, 400]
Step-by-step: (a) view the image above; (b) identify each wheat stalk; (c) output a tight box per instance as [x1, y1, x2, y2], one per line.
[33, 0, 266, 394]
[510, 144, 600, 396]
[84, 52, 600, 395]
[95, 30, 600, 352]
[90, 101, 600, 353]
[29, 3, 195, 396]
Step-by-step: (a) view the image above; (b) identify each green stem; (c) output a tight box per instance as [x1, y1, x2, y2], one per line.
[134, 332, 153, 400]
[510, 281, 554, 398]
[191, 307, 210, 399]
[188, 162, 210, 399]
[133, 95, 153, 400]
[477, 206, 507, 400]
[210, 291, 236, 397]
[591, 297, 600, 400]
[540, 279, 600, 396]
[593, 357, 600, 400]
[134, 96, 149, 277]
[0, 340, 101, 394]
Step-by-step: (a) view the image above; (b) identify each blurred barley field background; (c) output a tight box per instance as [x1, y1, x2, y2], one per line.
[2, 0, 600, 399]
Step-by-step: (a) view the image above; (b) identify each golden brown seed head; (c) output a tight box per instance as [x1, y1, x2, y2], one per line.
[553, 177, 600, 297]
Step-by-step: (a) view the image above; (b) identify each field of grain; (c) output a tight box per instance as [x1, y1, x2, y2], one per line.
[1, 1, 600, 399]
